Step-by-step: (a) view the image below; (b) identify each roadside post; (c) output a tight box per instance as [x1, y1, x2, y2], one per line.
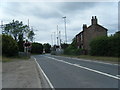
[23, 40, 31, 57]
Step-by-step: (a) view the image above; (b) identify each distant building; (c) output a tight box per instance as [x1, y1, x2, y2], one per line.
[76, 16, 108, 54]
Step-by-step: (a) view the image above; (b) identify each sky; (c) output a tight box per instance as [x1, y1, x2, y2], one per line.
[0, 0, 118, 45]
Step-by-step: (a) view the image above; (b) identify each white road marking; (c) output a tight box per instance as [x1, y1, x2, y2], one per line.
[33, 57, 54, 89]
[45, 56, 120, 80]
[53, 55, 118, 66]
[116, 75, 120, 77]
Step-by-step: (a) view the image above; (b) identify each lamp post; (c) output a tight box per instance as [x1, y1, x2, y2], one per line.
[59, 31, 61, 49]
[51, 34, 53, 47]
[62, 16, 67, 44]
[57, 25, 59, 46]
[1, 21, 4, 34]
[53, 32, 56, 45]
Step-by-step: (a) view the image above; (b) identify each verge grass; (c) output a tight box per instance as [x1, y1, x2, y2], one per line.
[60, 54, 119, 63]
[2, 56, 30, 62]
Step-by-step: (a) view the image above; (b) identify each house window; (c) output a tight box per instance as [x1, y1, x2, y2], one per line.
[81, 45, 83, 49]
[77, 36, 79, 43]
[81, 34, 83, 42]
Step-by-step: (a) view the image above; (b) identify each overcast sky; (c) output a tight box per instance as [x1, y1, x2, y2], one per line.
[0, 1, 118, 45]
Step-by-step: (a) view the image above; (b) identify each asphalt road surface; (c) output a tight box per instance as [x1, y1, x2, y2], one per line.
[33, 54, 120, 88]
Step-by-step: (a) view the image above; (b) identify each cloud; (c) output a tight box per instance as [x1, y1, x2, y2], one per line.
[58, 2, 97, 13]
[0, 2, 118, 44]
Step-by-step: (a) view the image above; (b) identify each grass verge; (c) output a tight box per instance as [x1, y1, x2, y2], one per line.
[60, 54, 119, 63]
[2, 56, 30, 63]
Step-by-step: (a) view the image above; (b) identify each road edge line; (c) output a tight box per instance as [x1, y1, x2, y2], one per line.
[33, 57, 54, 89]
[46, 56, 120, 80]
[54, 55, 119, 66]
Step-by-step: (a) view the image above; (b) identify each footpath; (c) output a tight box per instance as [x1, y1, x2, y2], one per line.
[2, 57, 50, 88]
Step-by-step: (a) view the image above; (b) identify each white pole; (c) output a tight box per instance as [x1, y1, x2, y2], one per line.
[57, 25, 59, 46]
[63, 16, 67, 44]
[54, 32, 56, 45]
[1, 21, 3, 34]
[51, 34, 53, 46]
[28, 19, 29, 28]
[59, 31, 61, 49]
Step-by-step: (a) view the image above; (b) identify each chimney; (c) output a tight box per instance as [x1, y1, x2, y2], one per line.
[91, 16, 97, 25]
[83, 24, 87, 31]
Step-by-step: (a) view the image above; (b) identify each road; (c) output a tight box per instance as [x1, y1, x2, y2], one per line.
[33, 54, 119, 88]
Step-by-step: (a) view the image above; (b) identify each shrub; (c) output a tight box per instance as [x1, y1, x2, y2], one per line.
[43, 43, 51, 53]
[64, 45, 83, 55]
[107, 34, 120, 57]
[17, 41, 24, 52]
[61, 43, 69, 49]
[90, 34, 120, 57]
[31, 42, 43, 54]
[2, 34, 18, 56]
[0, 35, 2, 55]
[90, 36, 108, 56]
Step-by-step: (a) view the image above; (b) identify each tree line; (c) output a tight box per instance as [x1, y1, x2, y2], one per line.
[2, 20, 51, 57]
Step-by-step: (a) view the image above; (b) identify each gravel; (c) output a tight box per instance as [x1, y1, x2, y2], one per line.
[2, 58, 42, 88]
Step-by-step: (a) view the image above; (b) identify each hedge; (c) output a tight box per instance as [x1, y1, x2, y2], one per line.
[31, 42, 43, 54]
[64, 45, 83, 55]
[90, 34, 120, 57]
[2, 34, 18, 56]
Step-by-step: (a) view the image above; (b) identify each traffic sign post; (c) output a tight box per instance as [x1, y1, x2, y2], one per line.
[23, 40, 31, 57]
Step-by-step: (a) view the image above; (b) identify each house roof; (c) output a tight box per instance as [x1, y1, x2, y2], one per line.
[76, 31, 83, 36]
[87, 24, 108, 31]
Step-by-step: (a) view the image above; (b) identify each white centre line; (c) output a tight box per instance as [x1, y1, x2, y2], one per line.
[45, 56, 120, 80]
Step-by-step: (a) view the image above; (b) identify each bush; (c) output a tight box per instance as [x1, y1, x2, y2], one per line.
[90, 34, 120, 57]
[61, 43, 69, 49]
[43, 43, 51, 53]
[17, 41, 24, 52]
[31, 42, 43, 54]
[90, 36, 108, 56]
[2, 34, 18, 56]
[64, 45, 83, 55]
[0, 35, 2, 55]
[107, 34, 120, 57]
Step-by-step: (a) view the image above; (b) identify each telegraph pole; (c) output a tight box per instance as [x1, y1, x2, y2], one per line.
[59, 31, 61, 49]
[57, 25, 59, 46]
[53, 32, 56, 45]
[62, 16, 67, 44]
[28, 19, 29, 28]
[51, 34, 53, 46]
[1, 21, 3, 34]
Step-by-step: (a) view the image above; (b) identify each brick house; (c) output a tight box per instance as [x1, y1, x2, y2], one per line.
[76, 16, 108, 54]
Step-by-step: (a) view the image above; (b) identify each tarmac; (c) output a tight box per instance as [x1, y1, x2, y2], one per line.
[2, 57, 50, 88]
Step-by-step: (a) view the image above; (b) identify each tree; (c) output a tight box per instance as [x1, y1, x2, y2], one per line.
[71, 37, 77, 49]
[0, 34, 2, 56]
[31, 43, 43, 54]
[17, 33, 24, 52]
[3, 20, 35, 52]
[2, 34, 18, 56]
[28, 30, 35, 42]
[61, 43, 69, 49]
[3, 20, 34, 42]
[3, 20, 28, 41]
[43, 43, 51, 53]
